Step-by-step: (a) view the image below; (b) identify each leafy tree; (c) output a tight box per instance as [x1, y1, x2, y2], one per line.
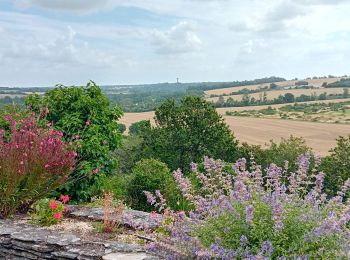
[128, 159, 181, 212]
[321, 135, 350, 196]
[141, 96, 238, 172]
[283, 93, 295, 103]
[129, 120, 151, 136]
[25, 81, 123, 201]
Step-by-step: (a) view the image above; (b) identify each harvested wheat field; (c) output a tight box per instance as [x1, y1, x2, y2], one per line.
[224, 116, 350, 156]
[120, 110, 350, 155]
[205, 77, 341, 96]
[208, 87, 345, 103]
[216, 98, 350, 113]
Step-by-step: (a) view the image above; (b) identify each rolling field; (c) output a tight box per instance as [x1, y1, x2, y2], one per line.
[208, 87, 345, 103]
[205, 77, 341, 96]
[120, 103, 350, 155]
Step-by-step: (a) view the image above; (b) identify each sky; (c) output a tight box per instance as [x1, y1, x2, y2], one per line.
[1, 0, 350, 87]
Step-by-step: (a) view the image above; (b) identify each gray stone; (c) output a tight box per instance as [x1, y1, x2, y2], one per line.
[0, 220, 161, 259]
[66, 206, 161, 230]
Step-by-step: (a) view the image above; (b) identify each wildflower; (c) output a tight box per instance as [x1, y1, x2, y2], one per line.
[261, 240, 274, 255]
[49, 200, 58, 210]
[92, 168, 99, 174]
[144, 191, 156, 205]
[240, 235, 248, 247]
[150, 211, 158, 219]
[245, 205, 254, 223]
[85, 120, 90, 126]
[60, 195, 70, 204]
[53, 212, 63, 220]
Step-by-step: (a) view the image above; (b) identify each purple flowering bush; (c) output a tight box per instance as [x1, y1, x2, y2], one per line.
[145, 155, 350, 258]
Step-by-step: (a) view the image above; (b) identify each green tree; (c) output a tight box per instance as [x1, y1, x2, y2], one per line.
[321, 135, 350, 196]
[284, 93, 295, 103]
[129, 120, 151, 136]
[141, 96, 238, 172]
[25, 81, 123, 201]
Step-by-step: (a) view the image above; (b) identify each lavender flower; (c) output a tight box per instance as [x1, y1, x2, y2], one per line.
[261, 240, 274, 255]
[245, 204, 254, 223]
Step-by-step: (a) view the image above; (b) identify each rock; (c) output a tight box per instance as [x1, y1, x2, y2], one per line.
[0, 220, 161, 260]
[66, 206, 161, 230]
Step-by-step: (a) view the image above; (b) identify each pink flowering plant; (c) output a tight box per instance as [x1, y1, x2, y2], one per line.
[0, 113, 76, 218]
[145, 155, 350, 258]
[30, 195, 69, 226]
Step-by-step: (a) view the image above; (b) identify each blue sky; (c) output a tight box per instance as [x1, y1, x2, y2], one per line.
[1, 0, 350, 87]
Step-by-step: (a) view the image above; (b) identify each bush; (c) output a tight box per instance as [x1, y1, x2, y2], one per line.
[0, 114, 76, 218]
[129, 120, 151, 136]
[238, 136, 313, 172]
[30, 195, 69, 226]
[25, 81, 123, 201]
[145, 156, 350, 258]
[128, 159, 184, 212]
[114, 135, 144, 174]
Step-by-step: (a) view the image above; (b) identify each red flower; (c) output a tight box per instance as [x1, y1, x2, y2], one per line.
[49, 200, 58, 209]
[92, 168, 99, 174]
[60, 195, 69, 204]
[60, 195, 70, 204]
[53, 212, 63, 220]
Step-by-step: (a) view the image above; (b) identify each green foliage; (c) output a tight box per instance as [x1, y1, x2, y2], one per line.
[25, 81, 123, 201]
[238, 136, 312, 171]
[117, 123, 126, 134]
[87, 173, 131, 204]
[129, 120, 151, 136]
[321, 135, 350, 196]
[30, 198, 65, 226]
[128, 159, 183, 212]
[114, 135, 144, 174]
[141, 96, 238, 172]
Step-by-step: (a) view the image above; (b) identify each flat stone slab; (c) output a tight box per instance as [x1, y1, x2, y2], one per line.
[66, 206, 160, 230]
[0, 220, 159, 259]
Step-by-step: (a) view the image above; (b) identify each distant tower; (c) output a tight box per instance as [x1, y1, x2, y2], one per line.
[176, 78, 179, 84]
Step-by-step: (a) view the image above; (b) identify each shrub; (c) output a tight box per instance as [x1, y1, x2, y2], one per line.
[321, 135, 350, 196]
[30, 195, 69, 226]
[145, 156, 350, 258]
[25, 81, 123, 201]
[0, 114, 76, 218]
[129, 120, 151, 136]
[128, 159, 184, 212]
[117, 123, 126, 134]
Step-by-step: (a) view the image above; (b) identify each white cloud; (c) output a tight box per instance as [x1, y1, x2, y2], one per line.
[150, 21, 202, 55]
[14, 0, 110, 13]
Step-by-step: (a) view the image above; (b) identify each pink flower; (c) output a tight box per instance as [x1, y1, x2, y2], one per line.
[45, 164, 50, 169]
[49, 200, 58, 209]
[75, 135, 80, 140]
[60, 195, 70, 204]
[53, 212, 63, 220]
[85, 120, 90, 126]
[92, 168, 99, 174]
[150, 211, 158, 220]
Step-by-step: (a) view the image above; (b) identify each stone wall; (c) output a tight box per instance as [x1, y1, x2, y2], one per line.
[0, 220, 159, 260]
